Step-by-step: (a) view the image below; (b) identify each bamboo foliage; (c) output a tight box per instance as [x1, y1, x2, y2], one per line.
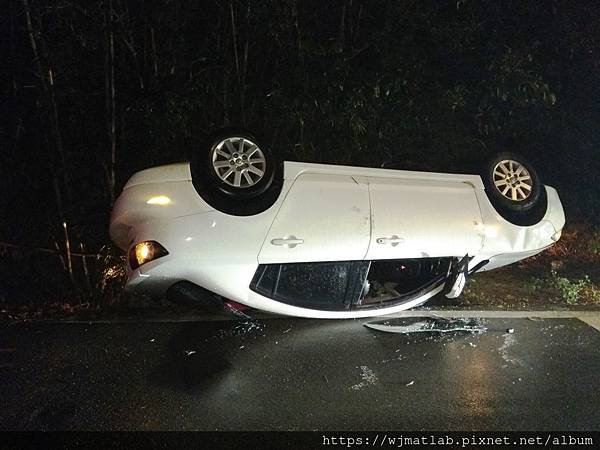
[104, 0, 117, 204]
[2, 0, 600, 305]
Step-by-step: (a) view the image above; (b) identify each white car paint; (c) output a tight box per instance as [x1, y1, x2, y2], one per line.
[259, 173, 371, 263]
[110, 160, 565, 318]
[365, 176, 484, 260]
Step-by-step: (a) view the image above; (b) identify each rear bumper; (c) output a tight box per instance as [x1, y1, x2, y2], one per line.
[472, 185, 565, 271]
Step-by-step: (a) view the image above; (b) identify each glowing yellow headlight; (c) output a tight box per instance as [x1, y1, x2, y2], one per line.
[129, 241, 169, 269]
[135, 242, 153, 265]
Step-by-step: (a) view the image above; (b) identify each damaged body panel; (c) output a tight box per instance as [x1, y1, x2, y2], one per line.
[471, 185, 564, 272]
[110, 155, 565, 319]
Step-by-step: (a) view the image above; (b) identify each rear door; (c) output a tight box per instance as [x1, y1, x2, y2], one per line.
[366, 176, 483, 260]
[258, 173, 370, 264]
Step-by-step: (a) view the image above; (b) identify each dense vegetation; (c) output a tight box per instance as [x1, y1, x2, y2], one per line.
[1, 0, 599, 306]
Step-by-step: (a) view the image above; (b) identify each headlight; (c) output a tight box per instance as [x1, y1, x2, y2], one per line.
[129, 241, 169, 269]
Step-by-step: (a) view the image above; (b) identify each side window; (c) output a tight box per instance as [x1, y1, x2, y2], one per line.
[353, 258, 451, 310]
[251, 261, 368, 311]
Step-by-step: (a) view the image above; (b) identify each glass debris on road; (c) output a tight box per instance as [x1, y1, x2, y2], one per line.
[364, 316, 487, 334]
[349, 366, 378, 391]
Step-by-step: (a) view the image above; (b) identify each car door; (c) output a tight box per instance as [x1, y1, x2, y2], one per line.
[258, 173, 370, 264]
[365, 176, 484, 260]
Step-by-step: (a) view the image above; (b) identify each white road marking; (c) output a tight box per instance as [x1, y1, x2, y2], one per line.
[385, 309, 600, 319]
[44, 309, 600, 330]
[384, 309, 600, 333]
[579, 317, 600, 332]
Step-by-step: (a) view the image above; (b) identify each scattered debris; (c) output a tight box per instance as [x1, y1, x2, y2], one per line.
[212, 320, 265, 340]
[282, 327, 292, 334]
[224, 302, 252, 320]
[350, 366, 378, 391]
[406, 380, 414, 387]
[506, 328, 515, 334]
[184, 350, 196, 356]
[149, 338, 155, 342]
[499, 333, 523, 367]
[527, 317, 543, 322]
[239, 345, 245, 349]
[381, 355, 405, 364]
[365, 317, 487, 334]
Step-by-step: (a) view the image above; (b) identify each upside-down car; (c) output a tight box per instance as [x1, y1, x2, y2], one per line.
[109, 129, 564, 318]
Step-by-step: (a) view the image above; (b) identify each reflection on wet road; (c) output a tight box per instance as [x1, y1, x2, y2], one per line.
[1, 315, 599, 430]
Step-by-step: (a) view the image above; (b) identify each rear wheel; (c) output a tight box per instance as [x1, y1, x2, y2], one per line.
[190, 129, 283, 215]
[481, 152, 547, 226]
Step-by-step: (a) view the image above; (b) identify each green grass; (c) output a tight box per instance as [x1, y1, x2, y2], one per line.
[527, 271, 600, 305]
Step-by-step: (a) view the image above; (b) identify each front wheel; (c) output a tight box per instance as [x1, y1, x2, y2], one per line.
[481, 152, 547, 226]
[190, 128, 283, 216]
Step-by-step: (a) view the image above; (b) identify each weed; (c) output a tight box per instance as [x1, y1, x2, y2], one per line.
[552, 273, 588, 304]
[526, 277, 545, 295]
[587, 230, 600, 255]
[529, 270, 600, 305]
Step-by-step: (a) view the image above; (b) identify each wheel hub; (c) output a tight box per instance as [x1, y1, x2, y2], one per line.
[492, 159, 533, 202]
[212, 137, 267, 188]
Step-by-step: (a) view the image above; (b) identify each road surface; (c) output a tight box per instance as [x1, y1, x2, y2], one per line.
[1, 311, 600, 430]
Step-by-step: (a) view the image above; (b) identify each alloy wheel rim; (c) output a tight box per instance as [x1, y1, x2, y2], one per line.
[492, 159, 533, 201]
[211, 137, 266, 188]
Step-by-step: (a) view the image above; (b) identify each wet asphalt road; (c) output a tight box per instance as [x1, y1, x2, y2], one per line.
[1, 315, 600, 431]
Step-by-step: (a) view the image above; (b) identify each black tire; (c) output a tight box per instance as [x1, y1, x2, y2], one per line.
[481, 152, 547, 226]
[190, 128, 283, 216]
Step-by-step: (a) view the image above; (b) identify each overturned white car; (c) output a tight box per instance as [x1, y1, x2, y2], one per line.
[110, 129, 564, 318]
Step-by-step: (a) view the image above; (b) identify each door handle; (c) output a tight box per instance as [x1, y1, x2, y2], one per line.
[271, 236, 304, 248]
[376, 235, 405, 247]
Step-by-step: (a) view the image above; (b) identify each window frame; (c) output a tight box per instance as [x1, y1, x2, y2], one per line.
[250, 261, 368, 311]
